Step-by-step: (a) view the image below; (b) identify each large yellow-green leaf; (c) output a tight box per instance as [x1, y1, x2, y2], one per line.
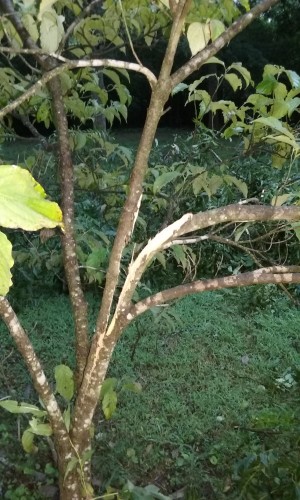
[229, 63, 252, 87]
[0, 400, 46, 417]
[0, 231, 13, 296]
[40, 10, 64, 52]
[209, 19, 225, 41]
[254, 117, 294, 140]
[38, 0, 58, 20]
[225, 73, 243, 92]
[22, 429, 38, 454]
[29, 417, 52, 436]
[187, 22, 210, 56]
[22, 13, 39, 41]
[0, 165, 63, 230]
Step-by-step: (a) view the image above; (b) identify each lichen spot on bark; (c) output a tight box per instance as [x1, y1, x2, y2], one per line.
[36, 372, 46, 385]
[46, 399, 59, 414]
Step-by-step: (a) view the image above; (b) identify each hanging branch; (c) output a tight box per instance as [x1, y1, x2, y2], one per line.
[0, 56, 157, 121]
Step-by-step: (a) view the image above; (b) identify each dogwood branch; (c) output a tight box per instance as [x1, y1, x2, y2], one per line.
[0, 297, 67, 434]
[110, 204, 300, 323]
[128, 266, 300, 322]
[0, 57, 157, 120]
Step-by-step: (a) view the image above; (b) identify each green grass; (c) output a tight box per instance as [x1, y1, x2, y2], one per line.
[0, 287, 299, 498]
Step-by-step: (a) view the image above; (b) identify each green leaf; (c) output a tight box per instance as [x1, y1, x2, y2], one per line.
[192, 171, 208, 196]
[256, 75, 277, 95]
[187, 22, 210, 56]
[0, 231, 13, 296]
[40, 10, 64, 52]
[102, 390, 117, 420]
[263, 64, 281, 78]
[254, 117, 294, 140]
[64, 457, 78, 481]
[0, 400, 46, 417]
[287, 97, 300, 117]
[54, 365, 74, 402]
[38, 0, 58, 19]
[86, 246, 107, 269]
[274, 82, 288, 101]
[103, 68, 121, 86]
[291, 222, 300, 241]
[100, 378, 118, 400]
[238, 0, 250, 9]
[36, 101, 51, 127]
[208, 175, 223, 195]
[229, 63, 252, 87]
[203, 56, 225, 67]
[0, 165, 63, 230]
[286, 70, 300, 88]
[122, 380, 142, 394]
[271, 100, 289, 119]
[171, 244, 187, 268]
[209, 19, 225, 41]
[22, 13, 39, 41]
[264, 134, 299, 151]
[271, 194, 293, 206]
[171, 83, 188, 96]
[63, 406, 71, 431]
[234, 223, 251, 242]
[224, 175, 248, 198]
[155, 251, 166, 269]
[22, 429, 38, 454]
[153, 171, 180, 194]
[29, 417, 52, 436]
[225, 73, 243, 92]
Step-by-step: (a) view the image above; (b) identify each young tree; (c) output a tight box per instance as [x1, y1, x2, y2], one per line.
[0, 0, 299, 498]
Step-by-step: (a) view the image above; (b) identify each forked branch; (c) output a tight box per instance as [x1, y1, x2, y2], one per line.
[110, 204, 300, 324]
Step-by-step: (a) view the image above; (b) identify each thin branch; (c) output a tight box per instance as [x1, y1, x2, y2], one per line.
[170, 0, 281, 88]
[0, 297, 67, 435]
[128, 267, 300, 322]
[110, 204, 300, 324]
[118, 0, 143, 66]
[0, 57, 157, 120]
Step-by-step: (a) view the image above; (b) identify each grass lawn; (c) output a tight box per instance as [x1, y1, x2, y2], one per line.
[0, 286, 299, 498]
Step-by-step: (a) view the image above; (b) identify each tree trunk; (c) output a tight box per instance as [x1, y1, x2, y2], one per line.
[57, 449, 93, 500]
